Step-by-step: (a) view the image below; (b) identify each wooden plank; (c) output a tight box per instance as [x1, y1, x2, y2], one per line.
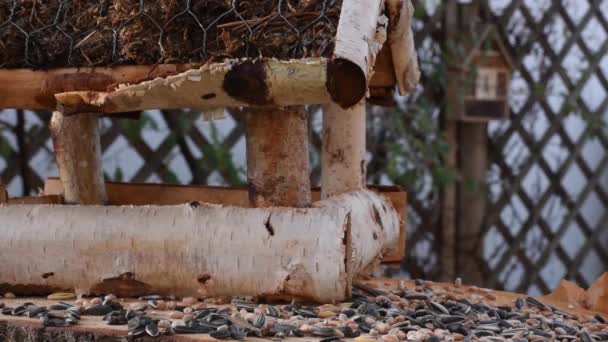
[43, 179, 407, 263]
[0, 184, 7, 204]
[6, 195, 63, 205]
[0, 277, 605, 342]
[368, 46, 397, 88]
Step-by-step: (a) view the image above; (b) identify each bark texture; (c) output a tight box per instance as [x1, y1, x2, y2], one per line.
[329, 0, 386, 108]
[50, 111, 107, 205]
[0, 183, 7, 203]
[321, 101, 366, 199]
[386, 0, 420, 94]
[246, 107, 311, 208]
[456, 123, 487, 286]
[53, 59, 336, 115]
[0, 190, 399, 302]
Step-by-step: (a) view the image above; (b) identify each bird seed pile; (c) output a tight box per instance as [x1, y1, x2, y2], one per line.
[1, 280, 607, 341]
[0, 0, 341, 69]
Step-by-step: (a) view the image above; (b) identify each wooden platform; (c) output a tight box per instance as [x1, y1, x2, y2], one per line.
[1, 278, 605, 342]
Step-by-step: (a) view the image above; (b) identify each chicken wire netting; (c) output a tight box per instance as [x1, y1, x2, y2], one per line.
[0, 0, 341, 69]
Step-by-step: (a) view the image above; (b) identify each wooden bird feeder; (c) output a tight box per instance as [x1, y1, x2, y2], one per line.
[0, 0, 419, 303]
[448, 25, 514, 122]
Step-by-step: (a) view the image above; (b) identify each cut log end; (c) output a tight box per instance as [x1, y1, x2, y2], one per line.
[326, 58, 367, 108]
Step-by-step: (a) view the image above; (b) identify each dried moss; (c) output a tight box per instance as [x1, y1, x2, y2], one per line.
[0, 0, 341, 69]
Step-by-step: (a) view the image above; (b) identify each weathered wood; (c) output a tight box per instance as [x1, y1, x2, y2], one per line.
[330, 0, 385, 108]
[2, 277, 606, 342]
[456, 123, 487, 286]
[0, 57, 400, 112]
[50, 112, 107, 205]
[321, 101, 367, 199]
[42, 179, 408, 263]
[54, 59, 350, 115]
[0, 64, 194, 110]
[0, 190, 399, 302]
[0, 183, 7, 204]
[440, 0, 459, 282]
[245, 107, 311, 208]
[7, 195, 63, 205]
[385, 0, 420, 94]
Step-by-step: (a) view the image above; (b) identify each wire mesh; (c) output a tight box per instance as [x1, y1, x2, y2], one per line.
[0, 0, 341, 69]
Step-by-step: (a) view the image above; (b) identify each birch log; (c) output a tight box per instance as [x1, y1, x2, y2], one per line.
[321, 101, 366, 199]
[50, 111, 107, 205]
[329, 0, 386, 108]
[51, 59, 358, 115]
[0, 190, 399, 302]
[246, 107, 311, 208]
[386, 0, 421, 94]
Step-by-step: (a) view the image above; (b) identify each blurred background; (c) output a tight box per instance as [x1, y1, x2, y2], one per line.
[0, 0, 607, 294]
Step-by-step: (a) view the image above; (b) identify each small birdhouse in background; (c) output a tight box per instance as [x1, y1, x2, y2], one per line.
[448, 25, 514, 122]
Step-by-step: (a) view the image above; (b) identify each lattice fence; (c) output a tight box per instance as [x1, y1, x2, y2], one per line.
[0, 0, 607, 294]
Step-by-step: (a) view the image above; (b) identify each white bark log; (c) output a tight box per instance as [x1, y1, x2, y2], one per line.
[386, 0, 420, 94]
[246, 107, 311, 208]
[0, 190, 399, 302]
[321, 101, 366, 199]
[329, 0, 386, 108]
[50, 112, 107, 205]
[53, 59, 337, 115]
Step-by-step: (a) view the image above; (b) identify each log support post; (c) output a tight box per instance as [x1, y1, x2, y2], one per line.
[50, 112, 107, 205]
[245, 107, 311, 208]
[321, 101, 367, 199]
[457, 123, 487, 285]
[0, 183, 7, 203]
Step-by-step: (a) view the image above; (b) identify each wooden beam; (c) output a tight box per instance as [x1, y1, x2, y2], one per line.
[0, 190, 400, 302]
[440, 0, 460, 282]
[245, 107, 311, 208]
[0, 64, 194, 110]
[330, 0, 385, 108]
[321, 101, 367, 199]
[456, 123, 487, 285]
[42, 179, 408, 263]
[50, 112, 107, 205]
[0, 183, 7, 204]
[0, 59, 396, 112]
[386, 0, 420, 94]
[54, 59, 345, 115]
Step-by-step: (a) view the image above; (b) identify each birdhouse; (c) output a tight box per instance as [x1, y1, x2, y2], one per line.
[448, 25, 514, 122]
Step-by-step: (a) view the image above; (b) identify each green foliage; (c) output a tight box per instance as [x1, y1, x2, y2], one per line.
[112, 167, 124, 182]
[200, 122, 245, 187]
[121, 111, 160, 140]
[378, 99, 459, 197]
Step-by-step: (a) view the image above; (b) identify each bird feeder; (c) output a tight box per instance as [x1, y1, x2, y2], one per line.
[448, 25, 514, 122]
[0, 0, 419, 302]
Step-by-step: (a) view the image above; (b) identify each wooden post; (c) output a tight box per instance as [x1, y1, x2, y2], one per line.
[439, 0, 460, 282]
[321, 101, 366, 199]
[0, 183, 7, 204]
[50, 112, 107, 205]
[245, 107, 311, 208]
[457, 123, 487, 285]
